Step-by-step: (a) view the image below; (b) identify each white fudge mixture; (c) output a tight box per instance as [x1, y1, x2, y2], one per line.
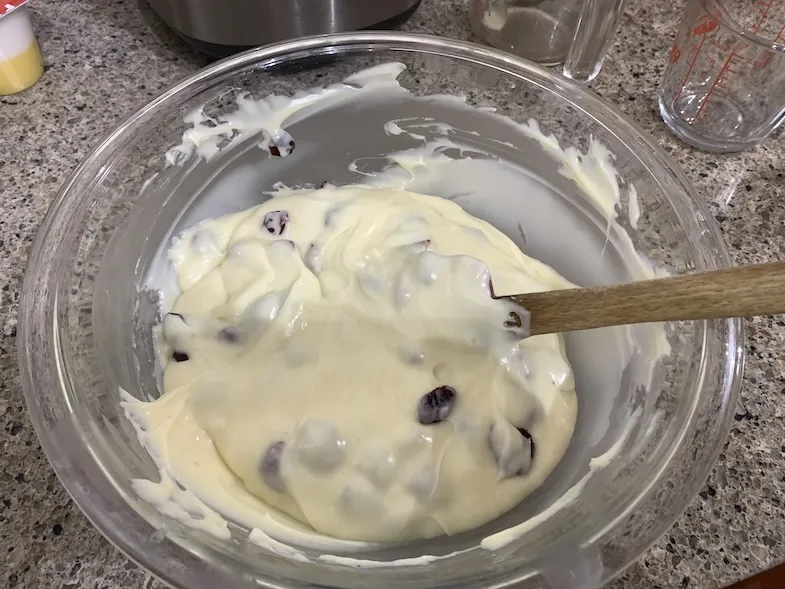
[141, 185, 577, 543]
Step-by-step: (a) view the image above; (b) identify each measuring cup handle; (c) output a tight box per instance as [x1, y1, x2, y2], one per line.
[563, 0, 628, 83]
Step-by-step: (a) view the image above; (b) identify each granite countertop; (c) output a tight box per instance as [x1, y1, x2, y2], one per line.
[1, 0, 784, 587]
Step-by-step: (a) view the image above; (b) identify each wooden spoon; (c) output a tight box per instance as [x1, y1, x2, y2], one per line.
[497, 261, 785, 336]
[723, 560, 785, 588]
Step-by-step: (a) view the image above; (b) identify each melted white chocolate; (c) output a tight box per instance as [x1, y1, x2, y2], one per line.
[132, 185, 577, 543]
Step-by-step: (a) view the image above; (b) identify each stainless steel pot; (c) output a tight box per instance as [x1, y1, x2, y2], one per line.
[147, 0, 423, 53]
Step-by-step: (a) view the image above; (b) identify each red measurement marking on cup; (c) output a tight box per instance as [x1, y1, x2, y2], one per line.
[673, 14, 722, 101]
[753, 22, 785, 68]
[694, 0, 783, 119]
[693, 17, 718, 35]
[694, 52, 742, 119]
[673, 27, 710, 100]
[752, 0, 774, 33]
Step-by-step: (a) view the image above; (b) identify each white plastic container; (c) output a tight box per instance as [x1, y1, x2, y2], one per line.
[0, 1, 44, 95]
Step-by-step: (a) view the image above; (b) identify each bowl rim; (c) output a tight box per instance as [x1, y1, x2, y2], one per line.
[19, 31, 743, 589]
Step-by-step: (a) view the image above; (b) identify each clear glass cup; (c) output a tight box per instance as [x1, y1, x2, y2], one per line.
[468, 0, 627, 82]
[19, 33, 742, 589]
[659, 0, 785, 152]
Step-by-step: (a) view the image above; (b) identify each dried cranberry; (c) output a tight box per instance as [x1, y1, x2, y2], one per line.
[489, 422, 534, 479]
[262, 210, 289, 236]
[517, 427, 536, 460]
[267, 137, 295, 157]
[417, 386, 457, 425]
[217, 326, 240, 344]
[260, 441, 286, 492]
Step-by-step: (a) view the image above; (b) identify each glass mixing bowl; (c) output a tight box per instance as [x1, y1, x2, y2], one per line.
[19, 33, 742, 589]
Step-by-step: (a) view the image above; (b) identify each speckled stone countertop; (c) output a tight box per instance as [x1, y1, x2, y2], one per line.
[1, 0, 784, 587]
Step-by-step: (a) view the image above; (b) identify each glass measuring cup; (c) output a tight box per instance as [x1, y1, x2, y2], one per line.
[468, 0, 627, 82]
[659, 0, 785, 152]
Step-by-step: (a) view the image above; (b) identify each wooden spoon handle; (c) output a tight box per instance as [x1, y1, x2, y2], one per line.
[724, 561, 785, 588]
[507, 261, 785, 336]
